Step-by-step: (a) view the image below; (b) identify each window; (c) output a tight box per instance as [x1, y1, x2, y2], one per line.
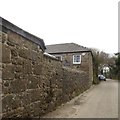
[56, 55, 62, 61]
[73, 55, 81, 64]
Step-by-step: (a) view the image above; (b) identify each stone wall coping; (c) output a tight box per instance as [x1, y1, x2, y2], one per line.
[43, 52, 61, 61]
[0, 17, 46, 51]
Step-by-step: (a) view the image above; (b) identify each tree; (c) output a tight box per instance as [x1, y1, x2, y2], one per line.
[114, 54, 120, 80]
[91, 49, 101, 84]
[91, 48, 114, 83]
[104, 53, 120, 80]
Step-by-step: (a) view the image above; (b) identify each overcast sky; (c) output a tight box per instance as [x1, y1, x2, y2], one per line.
[0, 0, 119, 54]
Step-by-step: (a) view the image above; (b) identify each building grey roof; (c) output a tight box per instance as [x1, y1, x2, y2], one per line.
[46, 43, 91, 54]
[0, 17, 46, 51]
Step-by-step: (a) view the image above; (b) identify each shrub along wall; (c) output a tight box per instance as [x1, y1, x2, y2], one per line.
[1, 17, 91, 118]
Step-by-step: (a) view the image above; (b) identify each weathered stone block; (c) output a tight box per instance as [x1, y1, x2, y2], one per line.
[0, 43, 2, 63]
[2, 94, 14, 113]
[11, 49, 18, 57]
[19, 89, 44, 106]
[8, 31, 23, 46]
[14, 65, 23, 73]
[28, 50, 39, 60]
[0, 32, 8, 43]
[2, 86, 10, 94]
[14, 73, 26, 79]
[27, 89, 44, 103]
[2, 107, 24, 118]
[0, 70, 2, 80]
[2, 44, 11, 63]
[19, 48, 30, 59]
[23, 39, 39, 51]
[33, 64, 42, 75]
[3, 80, 10, 87]
[17, 91, 32, 106]
[9, 79, 28, 93]
[2, 65, 14, 80]
[7, 40, 16, 46]
[23, 60, 32, 74]
[11, 57, 24, 65]
[27, 75, 41, 89]
[31, 101, 47, 117]
[0, 32, 1, 42]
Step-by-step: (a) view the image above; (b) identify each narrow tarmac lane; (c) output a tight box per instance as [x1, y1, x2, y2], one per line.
[43, 79, 118, 118]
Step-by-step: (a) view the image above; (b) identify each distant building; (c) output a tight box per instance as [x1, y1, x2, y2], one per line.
[46, 43, 93, 82]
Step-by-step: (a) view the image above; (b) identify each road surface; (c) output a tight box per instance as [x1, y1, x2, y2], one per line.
[42, 79, 118, 118]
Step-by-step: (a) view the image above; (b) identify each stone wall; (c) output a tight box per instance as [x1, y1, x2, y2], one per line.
[52, 52, 93, 84]
[62, 67, 89, 103]
[1, 17, 91, 118]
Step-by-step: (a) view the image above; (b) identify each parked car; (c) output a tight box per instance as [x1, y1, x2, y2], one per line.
[98, 75, 106, 81]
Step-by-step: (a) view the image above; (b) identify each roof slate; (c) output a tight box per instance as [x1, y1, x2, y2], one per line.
[46, 43, 91, 54]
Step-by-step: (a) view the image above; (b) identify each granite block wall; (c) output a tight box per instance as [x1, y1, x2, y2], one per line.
[0, 18, 91, 118]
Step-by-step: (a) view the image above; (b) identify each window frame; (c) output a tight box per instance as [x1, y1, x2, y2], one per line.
[73, 55, 81, 64]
